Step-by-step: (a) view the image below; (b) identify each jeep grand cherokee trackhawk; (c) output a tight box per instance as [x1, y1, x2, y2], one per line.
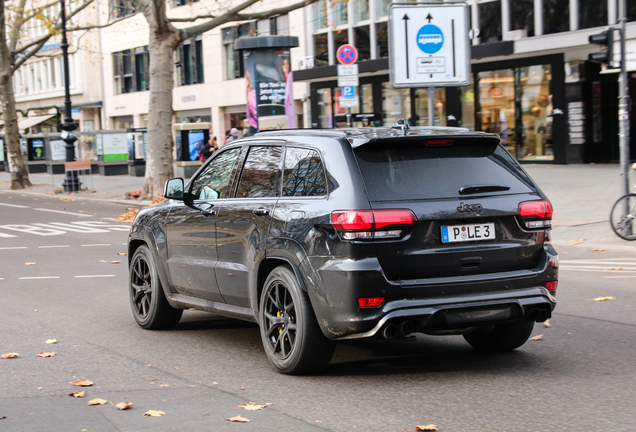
[127, 122, 558, 374]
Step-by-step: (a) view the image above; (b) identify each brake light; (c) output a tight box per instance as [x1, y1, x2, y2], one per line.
[331, 209, 417, 240]
[518, 200, 553, 229]
[545, 281, 558, 291]
[358, 297, 385, 307]
[425, 140, 452, 146]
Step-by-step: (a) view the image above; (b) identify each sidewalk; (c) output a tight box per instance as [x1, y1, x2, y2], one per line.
[1, 164, 634, 251]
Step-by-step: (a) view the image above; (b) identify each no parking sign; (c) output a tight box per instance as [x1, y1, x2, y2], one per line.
[337, 45, 358, 65]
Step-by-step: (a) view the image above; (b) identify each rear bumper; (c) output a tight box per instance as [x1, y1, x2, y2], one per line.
[305, 245, 558, 340]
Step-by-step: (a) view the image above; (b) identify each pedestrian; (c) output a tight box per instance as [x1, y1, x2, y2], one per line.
[223, 129, 231, 145]
[198, 136, 217, 162]
[225, 128, 240, 144]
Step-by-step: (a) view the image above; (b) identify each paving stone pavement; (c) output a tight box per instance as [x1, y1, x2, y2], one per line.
[1, 163, 635, 251]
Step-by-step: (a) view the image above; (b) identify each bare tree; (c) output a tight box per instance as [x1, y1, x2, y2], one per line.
[0, 0, 127, 189]
[135, 0, 319, 198]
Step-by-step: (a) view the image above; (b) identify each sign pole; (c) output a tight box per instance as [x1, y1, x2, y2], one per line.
[619, 0, 630, 199]
[428, 87, 435, 126]
[346, 108, 352, 127]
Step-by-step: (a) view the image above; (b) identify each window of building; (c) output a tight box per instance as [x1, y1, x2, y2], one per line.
[176, 36, 204, 86]
[223, 22, 256, 80]
[334, 1, 348, 26]
[629, 0, 636, 22]
[510, 0, 534, 37]
[316, 0, 328, 30]
[111, 0, 134, 18]
[314, 33, 329, 67]
[377, 0, 391, 18]
[376, 21, 389, 58]
[333, 29, 349, 54]
[355, 0, 370, 22]
[113, 47, 148, 94]
[283, 148, 327, 197]
[354, 26, 371, 61]
[236, 146, 283, 198]
[543, 0, 569, 34]
[478, 0, 502, 44]
[579, 0, 607, 29]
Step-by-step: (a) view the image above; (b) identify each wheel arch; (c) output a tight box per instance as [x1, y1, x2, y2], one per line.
[255, 255, 307, 315]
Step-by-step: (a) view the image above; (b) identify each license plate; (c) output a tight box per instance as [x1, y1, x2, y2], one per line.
[441, 223, 495, 243]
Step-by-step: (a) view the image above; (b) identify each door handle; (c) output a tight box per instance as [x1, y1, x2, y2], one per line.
[253, 208, 270, 216]
[197, 203, 216, 216]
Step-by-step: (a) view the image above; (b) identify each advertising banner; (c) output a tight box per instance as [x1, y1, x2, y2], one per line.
[102, 133, 128, 161]
[50, 140, 78, 161]
[0, 138, 4, 162]
[244, 49, 294, 132]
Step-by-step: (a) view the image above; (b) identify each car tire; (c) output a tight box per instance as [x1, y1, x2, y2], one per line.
[259, 266, 336, 374]
[463, 320, 535, 352]
[129, 245, 183, 330]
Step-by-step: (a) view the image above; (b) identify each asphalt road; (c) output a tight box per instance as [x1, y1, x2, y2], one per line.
[1, 191, 636, 431]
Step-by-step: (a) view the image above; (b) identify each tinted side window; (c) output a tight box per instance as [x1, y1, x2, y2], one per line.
[190, 147, 241, 200]
[236, 146, 282, 198]
[282, 147, 327, 197]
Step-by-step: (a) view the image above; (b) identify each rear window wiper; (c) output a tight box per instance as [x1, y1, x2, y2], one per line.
[459, 185, 511, 195]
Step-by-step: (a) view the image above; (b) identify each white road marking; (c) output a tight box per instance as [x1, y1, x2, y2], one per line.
[34, 223, 110, 233]
[19, 276, 60, 280]
[0, 224, 66, 236]
[0, 202, 30, 208]
[604, 276, 636, 279]
[0, 232, 17, 238]
[75, 275, 116, 278]
[38, 245, 70, 248]
[81, 244, 112, 247]
[33, 208, 93, 217]
[0, 246, 27, 250]
[0, 278, 4, 280]
[559, 268, 636, 273]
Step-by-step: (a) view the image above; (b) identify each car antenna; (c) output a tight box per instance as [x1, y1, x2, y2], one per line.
[392, 118, 410, 135]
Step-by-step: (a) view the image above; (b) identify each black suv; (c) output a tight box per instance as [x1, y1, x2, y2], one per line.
[128, 122, 558, 374]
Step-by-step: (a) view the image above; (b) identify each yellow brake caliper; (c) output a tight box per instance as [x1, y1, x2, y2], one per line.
[277, 311, 283, 334]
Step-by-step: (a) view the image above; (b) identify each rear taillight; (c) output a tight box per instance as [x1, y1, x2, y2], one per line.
[518, 200, 553, 229]
[545, 281, 558, 291]
[331, 209, 417, 240]
[358, 297, 385, 307]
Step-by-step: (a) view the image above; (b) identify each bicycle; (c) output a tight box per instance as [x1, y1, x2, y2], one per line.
[610, 193, 636, 240]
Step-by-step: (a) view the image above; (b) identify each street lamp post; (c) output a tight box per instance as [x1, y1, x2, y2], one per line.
[60, 0, 81, 192]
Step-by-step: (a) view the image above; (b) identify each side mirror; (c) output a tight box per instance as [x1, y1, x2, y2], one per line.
[164, 178, 185, 200]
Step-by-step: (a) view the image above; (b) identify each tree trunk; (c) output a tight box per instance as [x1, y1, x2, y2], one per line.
[0, 1, 31, 190]
[139, 0, 182, 199]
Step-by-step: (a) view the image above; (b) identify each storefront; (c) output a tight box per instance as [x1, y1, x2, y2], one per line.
[298, 54, 567, 163]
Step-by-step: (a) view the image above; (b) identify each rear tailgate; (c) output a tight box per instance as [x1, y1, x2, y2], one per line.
[353, 137, 547, 281]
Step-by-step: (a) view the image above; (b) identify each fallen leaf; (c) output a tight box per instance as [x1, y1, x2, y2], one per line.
[24, 262, 36, 265]
[98, 260, 110, 263]
[530, 334, 543, 341]
[144, 410, 166, 417]
[240, 387, 245, 391]
[117, 252, 128, 256]
[37, 387, 43, 390]
[593, 296, 616, 301]
[315, 420, 323, 423]
[544, 319, 551, 328]
[111, 261, 120, 264]
[0, 416, 6, 419]
[212, 382, 218, 385]
[1, 353, 19, 359]
[610, 267, 623, 270]
[45, 339, 57, 344]
[115, 402, 133, 410]
[36, 351, 56, 357]
[568, 239, 586, 242]
[226, 415, 250, 423]
[239, 403, 266, 411]
[416, 425, 439, 431]
[88, 398, 107, 406]
[69, 391, 86, 398]
[591, 248, 605, 251]
[70, 379, 94, 387]
[145, 364, 150, 368]
[148, 378, 157, 381]
[160, 384, 170, 387]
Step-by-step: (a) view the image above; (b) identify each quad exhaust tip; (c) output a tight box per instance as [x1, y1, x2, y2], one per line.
[382, 320, 415, 339]
[526, 308, 550, 323]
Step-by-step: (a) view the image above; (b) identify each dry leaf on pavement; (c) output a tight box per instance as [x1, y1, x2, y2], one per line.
[117, 252, 127, 256]
[160, 384, 169, 387]
[115, 402, 133, 410]
[1, 353, 19, 359]
[44, 339, 57, 344]
[591, 248, 605, 251]
[24, 262, 36, 265]
[544, 319, 551, 328]
[530, 334, 543, 341]
[36, 351, 56, 357]
[610, 267, 623, 270]
[239, 403, 267, 411]
[568, 239, 586, 242]
[416, 425, 439, 431]
[144, 410, 166, 417]
[70, 379, 94, 387]
[88, 398, 108, 406]
[69, 391, 86, 398]
[226, 415, 251, 423]
[98, 260, 110, 263]
[593, 296, 616, 301]
[111, 261, 120, 264]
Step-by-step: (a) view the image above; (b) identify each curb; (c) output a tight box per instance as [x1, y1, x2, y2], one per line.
[0, 187, 151, 207]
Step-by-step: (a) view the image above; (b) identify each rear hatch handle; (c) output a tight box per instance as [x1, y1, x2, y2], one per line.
[459, 185, 510, 195]
[253, 208, 270, 216]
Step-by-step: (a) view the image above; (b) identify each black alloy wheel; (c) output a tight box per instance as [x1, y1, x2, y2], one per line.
[259, 266, 335, 374]
[129, 245, 182, 329]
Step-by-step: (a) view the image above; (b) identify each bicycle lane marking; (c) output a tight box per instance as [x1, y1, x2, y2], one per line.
[0, 221, 130, 237]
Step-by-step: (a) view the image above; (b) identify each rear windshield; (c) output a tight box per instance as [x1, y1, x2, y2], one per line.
[354, 140, 535, 201]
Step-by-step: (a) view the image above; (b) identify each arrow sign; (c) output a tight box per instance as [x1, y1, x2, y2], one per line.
[426, 13, 433, 23]
[403, 14, 410, 79]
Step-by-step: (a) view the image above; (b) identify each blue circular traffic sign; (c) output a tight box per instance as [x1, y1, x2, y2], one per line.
[337, 44, 358, 65]
[416, 24, 444, 54]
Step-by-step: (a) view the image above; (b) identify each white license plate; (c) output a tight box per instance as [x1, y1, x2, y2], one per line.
[441, 223, 495, 243]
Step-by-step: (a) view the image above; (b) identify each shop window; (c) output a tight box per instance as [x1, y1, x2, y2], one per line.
[355, 0, 370, 22]
[113, 48, 148, 94]
[314, 33, 329, 66]
[376, 22, 389, 58]
[414, 88, 446, 126]
[333, 29, 349, 55]
[543, 0, 569, 34]
[111, 0, 134, 17]
[478, 0, 502, 44]
[382, 82, 410, 126]
[113, 115, 133, 129]
[317, 88, 332, 128]
[177, 36, 204, 86]
[509, 0, 534, 37]
[579, 0, 607, 29]
[354, 26, 371, 61]
[360, 83, 373, 113]
[316, 0, 328, 30]
[459, 79, 476, 130]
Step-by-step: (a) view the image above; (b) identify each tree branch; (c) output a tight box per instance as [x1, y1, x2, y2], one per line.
[8, 0, 28, 51]
[180, 0, 260, 37]
[168, 13, 217, 23]
[12, 37, 48, 71]
[68, 12, 138, 31]
[234, 0, 319, 21]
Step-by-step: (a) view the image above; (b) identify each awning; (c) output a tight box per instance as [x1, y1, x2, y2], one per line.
[18, 114, 56, 133]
